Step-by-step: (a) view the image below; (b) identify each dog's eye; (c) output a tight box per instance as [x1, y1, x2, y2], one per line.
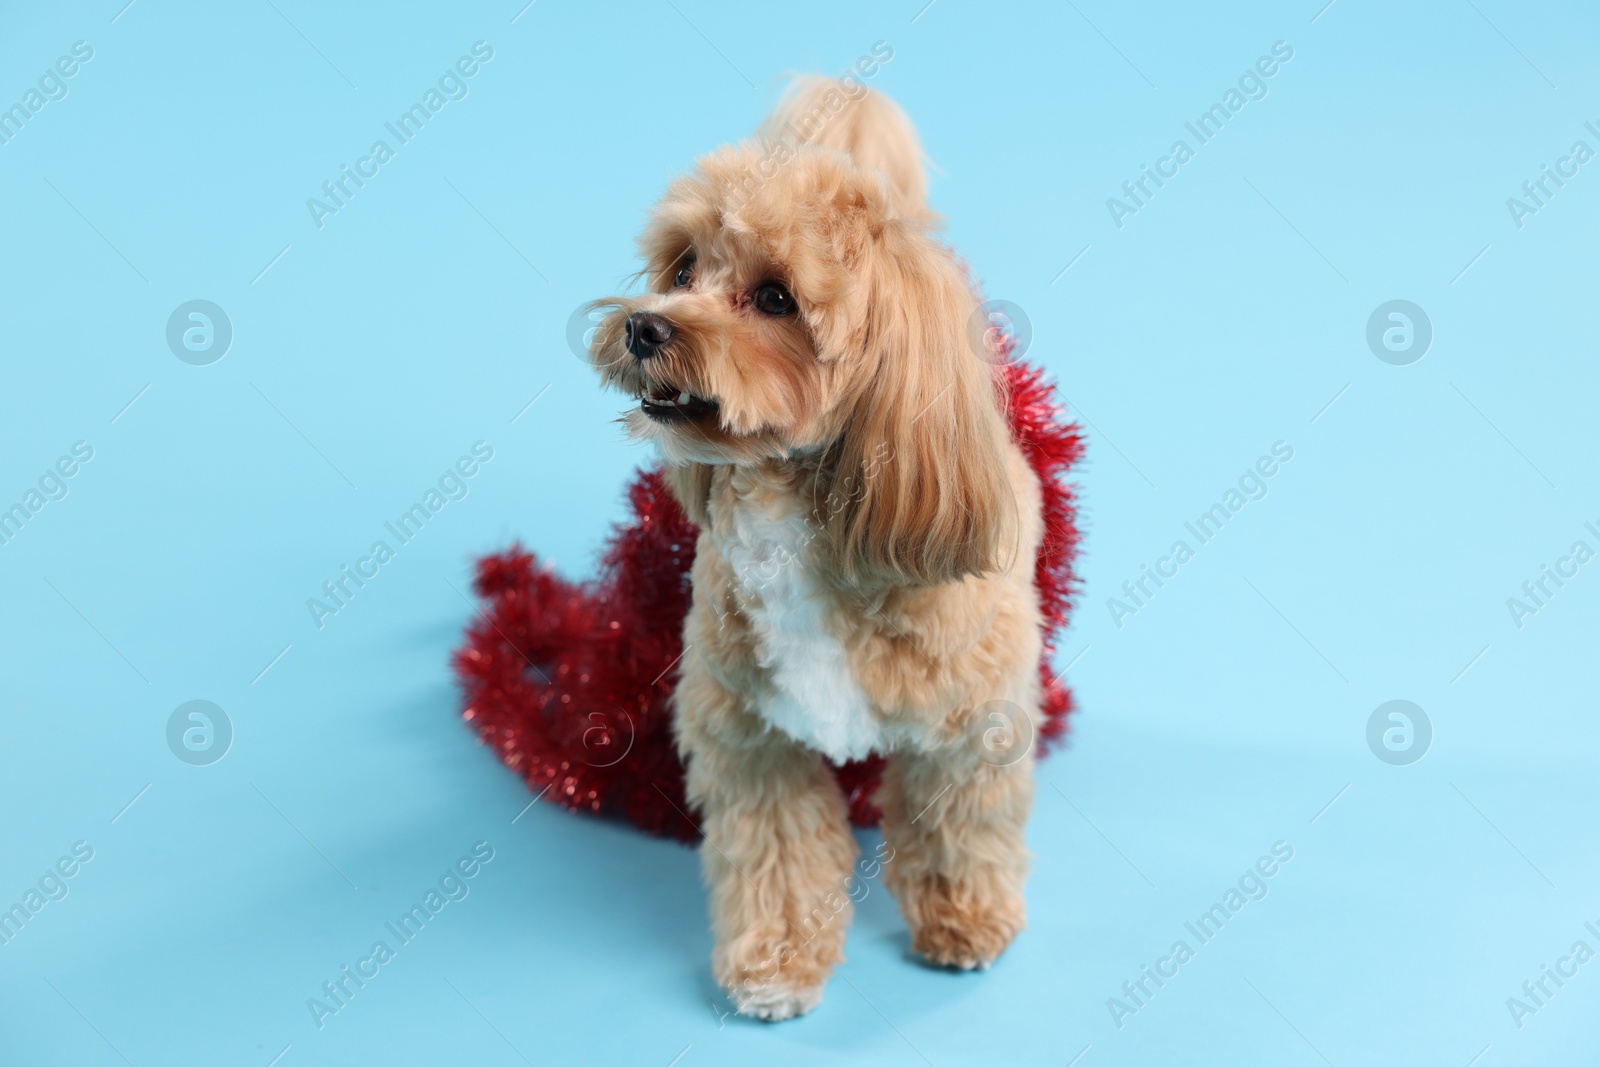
[752, 282, 794, 316]
[673, 262, 693, 288]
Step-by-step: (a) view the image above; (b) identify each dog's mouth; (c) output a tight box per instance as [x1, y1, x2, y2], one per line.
[638, 382, 719, 422]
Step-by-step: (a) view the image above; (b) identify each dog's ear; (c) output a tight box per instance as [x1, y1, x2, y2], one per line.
[665, 463, 714, 527]
[820, 225, 1013, 586]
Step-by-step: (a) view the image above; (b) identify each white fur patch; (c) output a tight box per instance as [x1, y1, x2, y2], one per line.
[721, 495, 883, 762]
[736, 980, 823, 1021]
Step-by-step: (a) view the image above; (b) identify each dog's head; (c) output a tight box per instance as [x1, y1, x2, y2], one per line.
[587, 83, 1013, 586]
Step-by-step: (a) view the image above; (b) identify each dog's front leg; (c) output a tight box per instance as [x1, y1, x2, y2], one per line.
[879, 739, 1034, 970]
[676, 660, 858, 1021]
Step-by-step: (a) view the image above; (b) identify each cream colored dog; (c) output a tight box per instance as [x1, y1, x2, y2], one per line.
[587, 77, 1044, 1020]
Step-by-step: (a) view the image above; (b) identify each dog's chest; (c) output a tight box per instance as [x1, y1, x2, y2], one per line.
[718, 495, 883, 762]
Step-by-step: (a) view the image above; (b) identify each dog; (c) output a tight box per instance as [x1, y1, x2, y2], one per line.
[584, 77, 1046, 1020]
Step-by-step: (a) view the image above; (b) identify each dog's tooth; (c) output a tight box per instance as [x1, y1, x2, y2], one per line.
[678, 391, 690, 404]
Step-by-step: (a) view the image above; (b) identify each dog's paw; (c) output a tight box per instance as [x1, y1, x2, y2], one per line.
[716, 929, 840, 1022]
[732, 979, 825, 1022]
[904, 880, 1024, 971]
[911, 917, 1014, 970]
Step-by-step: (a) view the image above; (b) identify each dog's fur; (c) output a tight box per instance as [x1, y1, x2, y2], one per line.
[586, 77, 1044, 1020]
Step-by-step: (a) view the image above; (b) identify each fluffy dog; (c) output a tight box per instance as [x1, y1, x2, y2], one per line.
[585, 77, 1045, 1020]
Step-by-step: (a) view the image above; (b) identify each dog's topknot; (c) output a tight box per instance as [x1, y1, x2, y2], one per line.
[756, 76, 930, 222]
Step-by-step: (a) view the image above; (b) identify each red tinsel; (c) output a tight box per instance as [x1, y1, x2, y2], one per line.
[452, 352, 1083, 843]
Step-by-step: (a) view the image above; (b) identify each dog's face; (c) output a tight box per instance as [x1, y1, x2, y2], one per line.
[588, 145, 886, 466]
[587, 143, 1015, 585]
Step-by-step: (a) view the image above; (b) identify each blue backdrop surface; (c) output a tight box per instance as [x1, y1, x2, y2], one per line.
[1, 1, 1597, 1064]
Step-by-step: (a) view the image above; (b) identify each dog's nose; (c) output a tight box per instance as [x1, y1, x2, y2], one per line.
[625, 312, 674, 358]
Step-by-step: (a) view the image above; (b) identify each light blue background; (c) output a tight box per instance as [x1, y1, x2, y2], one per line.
[2, 1, 1596, 1064]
